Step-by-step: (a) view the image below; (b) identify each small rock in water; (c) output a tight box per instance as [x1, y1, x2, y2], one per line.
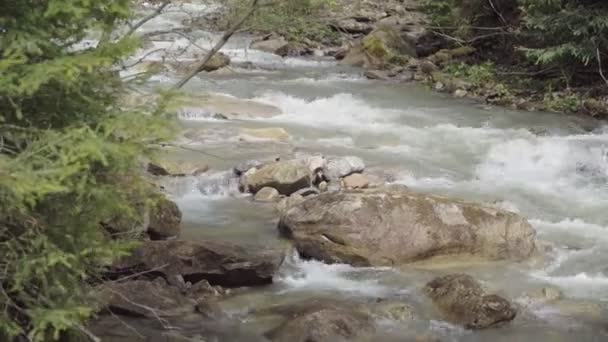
[364, 69, 389, 80]
[254, 187, 280, 202]
[424, 274, 516, 329]
[318, 181, 328, 192]
[343, 173, 370, 189]
[454, 89, 468, 98]
[324, 156, 365, 180]
[234, 160, 263, 176]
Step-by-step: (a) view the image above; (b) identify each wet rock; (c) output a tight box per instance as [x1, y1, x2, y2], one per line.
[147, 162, 171, 176]
[333, 18, 374, 35]
[364, 69, 390, 80]
[246, 160, 312, 196]
[115, 240, 285, 287]
[255, 187, 281, 202]
[201, 52, 230, 72]
[342, 173, 370, 189]
[293, 187, 320, 197]
[306, 155, 327, 174]
[276, 193, 305, 214]
[424, 274, 516, 329]
[251, 36, 289, 56]
[324, 156, 365, 180]
[454, 89, 468, 98]
[278, 185, 537, 266]
[234, 160, 263, 177]
[374, 301, 416, 321]
[265, 300, 375, 342]
[169, 52, 230, 74]
[420, 60, 439, 74]
[240, 127, 291, 142]
[100, 278, 195, 318]
[147, 197, 182, 240]
[152, 160, 210, 177]
[341, 26, 416, 69]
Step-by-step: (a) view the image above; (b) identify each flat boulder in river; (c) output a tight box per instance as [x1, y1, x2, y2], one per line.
[424, 274, 517, 329]
[115, 240, 285, 287]
[278, 185, 536, 266]
[246, 160, 312, 195]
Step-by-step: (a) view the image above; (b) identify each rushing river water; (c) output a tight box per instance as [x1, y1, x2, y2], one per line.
[126, 3, 608, 341]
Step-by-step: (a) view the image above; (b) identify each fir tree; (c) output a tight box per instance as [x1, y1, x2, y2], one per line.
[0, 1, 175, 340]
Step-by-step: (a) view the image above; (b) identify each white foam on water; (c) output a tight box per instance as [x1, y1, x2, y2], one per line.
[530, 219, 608, 242]
[276, 252, 397, 297]
[253, 92, 400, 131]
[475, 135, 608, 200]
[195, 170, 241, 197]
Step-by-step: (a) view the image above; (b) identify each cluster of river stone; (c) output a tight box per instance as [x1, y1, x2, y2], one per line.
[93, 154, 541, 341]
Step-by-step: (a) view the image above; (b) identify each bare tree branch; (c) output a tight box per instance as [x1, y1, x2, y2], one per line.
[487, 0, 508, 26]
[173, 0, 261, 89]
[126, 1, 172, 37]
[596, 47, 608, 87]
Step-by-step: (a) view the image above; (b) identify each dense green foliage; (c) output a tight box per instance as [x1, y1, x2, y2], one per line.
[0, 1, 175, 340]
[521, 1, 608, 73]
[423, 0, 608, 83]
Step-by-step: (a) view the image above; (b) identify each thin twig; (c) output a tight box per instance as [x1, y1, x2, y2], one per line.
[122, 48, 165, 70]
[487, 0, 508, 26]
[126, 1, 172, 37]
[112, 264, 169, 283]
[108, 309, 146, 339]
[76, 324, 101, 342]
[173, 0, 261, 89]
[596, 47, 608, 87]
[106, 288, 179, 330]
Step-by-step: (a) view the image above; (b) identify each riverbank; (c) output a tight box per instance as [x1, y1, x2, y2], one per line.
[219, 0, 608, 122]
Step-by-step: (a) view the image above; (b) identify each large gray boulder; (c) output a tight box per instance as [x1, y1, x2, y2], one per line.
[424, 274, 517, 329]
[278, 185, 537, 266]
[246, 160, 312, 195]
[114, 240, 285, 287]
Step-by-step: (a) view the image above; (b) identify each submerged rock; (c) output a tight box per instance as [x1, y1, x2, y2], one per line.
[240, 127, 291, 142]
[424, 274, 517, 329]
[115, 240, 285, 287]
[254, 187, 281, 202]
[278, 185, 537, 266]
[147, 197, 182, 240]
[246, 160, 312, 195]
[265, 300, 375, 342]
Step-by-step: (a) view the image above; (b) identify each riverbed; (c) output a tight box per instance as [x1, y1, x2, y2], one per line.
[126, 3, 608, 340]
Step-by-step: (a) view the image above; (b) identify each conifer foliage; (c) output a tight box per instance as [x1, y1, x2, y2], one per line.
[0, 1, 175, 340]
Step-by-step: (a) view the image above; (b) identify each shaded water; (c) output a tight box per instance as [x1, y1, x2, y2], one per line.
[132, 2, 608, 341]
